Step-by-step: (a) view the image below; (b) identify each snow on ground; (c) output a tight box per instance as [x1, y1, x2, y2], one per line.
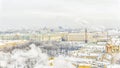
[53, 56, 76, 68]
[107, 64, 120, 68]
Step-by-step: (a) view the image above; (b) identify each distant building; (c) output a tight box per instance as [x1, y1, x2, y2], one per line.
[0, 32, 110, 43]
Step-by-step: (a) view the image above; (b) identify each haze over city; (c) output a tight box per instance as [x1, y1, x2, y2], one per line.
[0, 0, 120, 29]
[0, 0, 120, 68]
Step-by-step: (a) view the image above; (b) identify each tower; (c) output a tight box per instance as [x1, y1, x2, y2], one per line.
[85, 28, 88, 43]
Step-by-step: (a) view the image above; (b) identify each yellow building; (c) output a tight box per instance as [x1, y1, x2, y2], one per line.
[66, 32, 97, 43]
[0, 32, 108, 42]
[67, 33, 85, 41]
[78, 64, 91, 68]
[106, 44, 120, 53]
[78, 66, 91, 68]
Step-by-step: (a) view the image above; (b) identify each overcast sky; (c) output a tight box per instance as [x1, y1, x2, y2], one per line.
[0, 0, 120, 29]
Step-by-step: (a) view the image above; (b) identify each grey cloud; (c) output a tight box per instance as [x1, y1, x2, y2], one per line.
[0, 0, 120, 29]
